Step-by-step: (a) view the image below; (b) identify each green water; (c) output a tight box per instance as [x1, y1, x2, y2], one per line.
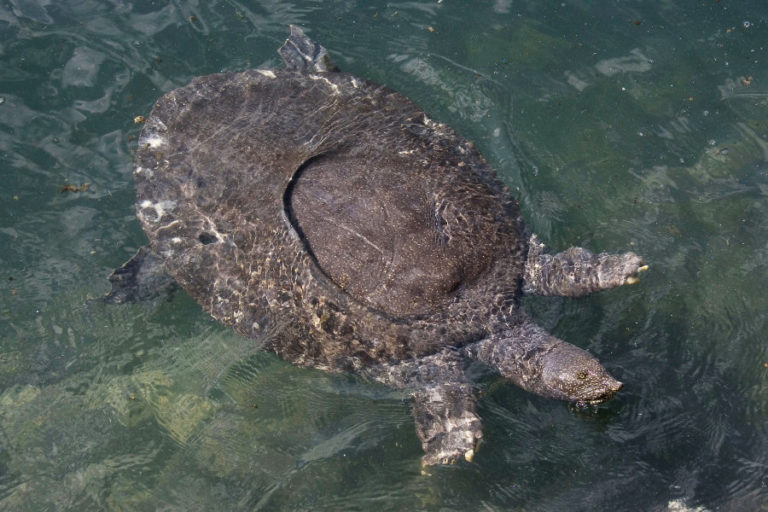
[2, 1, 767, 510]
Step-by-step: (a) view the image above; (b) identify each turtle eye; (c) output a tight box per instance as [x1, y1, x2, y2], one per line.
[577, 371, 588, 380]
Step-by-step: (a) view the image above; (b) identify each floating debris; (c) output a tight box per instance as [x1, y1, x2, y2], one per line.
[60, 183, 90, 194]
[134, 115, 146, 124]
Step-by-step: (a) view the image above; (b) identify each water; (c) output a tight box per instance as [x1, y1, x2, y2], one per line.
[1, 1, 767, 510]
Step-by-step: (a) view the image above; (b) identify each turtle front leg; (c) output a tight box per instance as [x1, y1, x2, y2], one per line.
[364, 349, 481, 466]
[523, 233, 647, 297]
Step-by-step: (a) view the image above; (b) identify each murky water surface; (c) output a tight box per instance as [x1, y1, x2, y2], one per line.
[1, 1, 767, 510]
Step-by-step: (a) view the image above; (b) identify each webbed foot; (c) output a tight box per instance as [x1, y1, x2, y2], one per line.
[413, 383, 482, 466]
[103, 246, 177, 303]
[364, 348, 481, 466]
[523, 233, 646, 297]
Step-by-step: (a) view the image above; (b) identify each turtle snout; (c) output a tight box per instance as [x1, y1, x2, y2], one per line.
[596, 376, 623, 403]
[608, 377, 624, 394]
[575, 373, 623, 405]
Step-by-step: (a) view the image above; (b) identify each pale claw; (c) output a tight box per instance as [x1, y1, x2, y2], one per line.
[625, 264, 649, 285]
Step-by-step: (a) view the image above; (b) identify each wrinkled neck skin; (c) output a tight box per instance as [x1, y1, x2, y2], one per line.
[463, 314, 623, 405]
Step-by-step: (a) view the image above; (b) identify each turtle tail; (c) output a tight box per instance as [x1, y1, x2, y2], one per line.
[278, 25, 339, 73]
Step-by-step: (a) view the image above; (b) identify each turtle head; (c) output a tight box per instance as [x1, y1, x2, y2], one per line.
[539, 343, 623, 405]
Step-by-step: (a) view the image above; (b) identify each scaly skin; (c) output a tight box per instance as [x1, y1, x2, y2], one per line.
[364, 312, 627, 465]
[524, 233, 647, 297]
[463, 315, 624, 404]
[365, 349, 481, 466]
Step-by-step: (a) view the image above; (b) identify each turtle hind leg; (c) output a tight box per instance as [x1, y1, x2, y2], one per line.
[523, 233, 647, 297]
[102, 246, 177, 304]
[364, 349, 481, 466]
[412, 382, 482, 466]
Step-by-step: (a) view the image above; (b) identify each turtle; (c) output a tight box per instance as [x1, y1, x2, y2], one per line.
[107, 25, 647, 466]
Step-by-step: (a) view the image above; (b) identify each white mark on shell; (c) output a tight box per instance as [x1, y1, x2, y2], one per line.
[138, 199, 177, 223]
[422, 115, 446, 134]
[138, 119, 169, 150]
[134, 166, 153, 178]
[156, 219, 181, 232]
[309, 74, 341, 95]
[142, 134, 166, 149]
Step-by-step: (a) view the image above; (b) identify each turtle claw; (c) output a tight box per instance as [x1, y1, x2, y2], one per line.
[624, 263, 649, 285]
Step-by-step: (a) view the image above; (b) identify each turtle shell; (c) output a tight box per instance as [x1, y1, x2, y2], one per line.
[134, 69, 526, 370]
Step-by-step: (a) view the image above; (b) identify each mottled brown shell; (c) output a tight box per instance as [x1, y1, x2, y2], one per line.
[134, 69, 526, 371]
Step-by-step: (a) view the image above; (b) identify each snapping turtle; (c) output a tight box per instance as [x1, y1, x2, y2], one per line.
[110, 26, 646, 465]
